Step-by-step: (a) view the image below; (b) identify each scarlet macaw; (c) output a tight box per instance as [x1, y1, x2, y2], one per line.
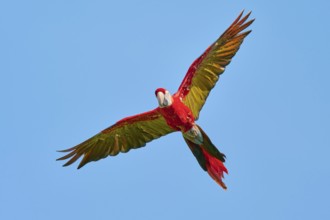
[57, 11, 254, 189]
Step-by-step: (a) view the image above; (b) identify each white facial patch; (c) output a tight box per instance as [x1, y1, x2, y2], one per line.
[164, 91, 173, 106]
[157, 90, 173, 107]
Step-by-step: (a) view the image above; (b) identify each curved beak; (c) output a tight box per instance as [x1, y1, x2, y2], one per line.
[156, 92, 165, 107]
[156, 91, 173, 107]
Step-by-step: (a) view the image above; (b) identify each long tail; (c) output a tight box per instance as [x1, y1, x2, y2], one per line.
[183, 126, 228, 189]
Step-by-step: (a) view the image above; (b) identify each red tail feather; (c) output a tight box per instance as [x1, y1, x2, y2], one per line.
[201, 148, 228, 189]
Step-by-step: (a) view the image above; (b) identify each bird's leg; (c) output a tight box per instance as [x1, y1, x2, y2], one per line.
[183, 124, 203, 145]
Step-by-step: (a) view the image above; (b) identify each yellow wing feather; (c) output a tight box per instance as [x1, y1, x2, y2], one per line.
[176, 11, 254, 119]
[57, 109, 174, 169]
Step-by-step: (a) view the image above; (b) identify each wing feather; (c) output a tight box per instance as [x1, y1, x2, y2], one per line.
[57, 109, 174, 169]
[176, 11, 254, 119]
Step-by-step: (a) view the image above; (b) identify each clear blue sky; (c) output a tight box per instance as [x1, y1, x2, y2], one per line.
[1, 1, 329, 219]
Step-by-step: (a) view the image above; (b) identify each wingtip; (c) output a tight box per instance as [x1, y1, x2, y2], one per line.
[77, 156, 90, 169]
[57, 147, 75, 153]
[62, 160, 75, 167]
[241, 29, 253, 37]
[237, 10, 252, 20]
[77, 163, 84, 169]
[56, 156, 66, 161]
[241, 9, 252, 16]
[60, 161, 82, 169]
[238, 10, 254, 24]
[245, 11, 255, 24]
[234, 10, 245, 24]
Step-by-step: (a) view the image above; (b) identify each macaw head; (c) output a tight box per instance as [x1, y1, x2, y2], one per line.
[155, 88, 173, 108]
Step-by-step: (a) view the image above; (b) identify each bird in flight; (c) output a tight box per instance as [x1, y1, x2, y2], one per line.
[57, 11, 254, 189]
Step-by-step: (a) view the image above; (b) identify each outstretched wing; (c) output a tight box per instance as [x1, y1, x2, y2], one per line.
[176, 11, 254, 120]
[57, 109, 174, 169]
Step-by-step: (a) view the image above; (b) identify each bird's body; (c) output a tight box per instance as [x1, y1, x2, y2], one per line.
[157, 94, 194, 132]
[58, 11, 254, 189]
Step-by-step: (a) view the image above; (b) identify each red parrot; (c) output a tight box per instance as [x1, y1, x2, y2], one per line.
[57, 11, 254, 189]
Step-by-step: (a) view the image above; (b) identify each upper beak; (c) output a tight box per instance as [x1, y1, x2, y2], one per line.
[157, 92, 165, 107]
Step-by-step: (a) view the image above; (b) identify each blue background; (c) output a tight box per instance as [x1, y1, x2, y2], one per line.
[2, 1, 329, 219]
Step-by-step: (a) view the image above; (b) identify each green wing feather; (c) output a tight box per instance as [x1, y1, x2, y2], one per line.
[176, 11, 254, 119]
[57, 109, 174, 169]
